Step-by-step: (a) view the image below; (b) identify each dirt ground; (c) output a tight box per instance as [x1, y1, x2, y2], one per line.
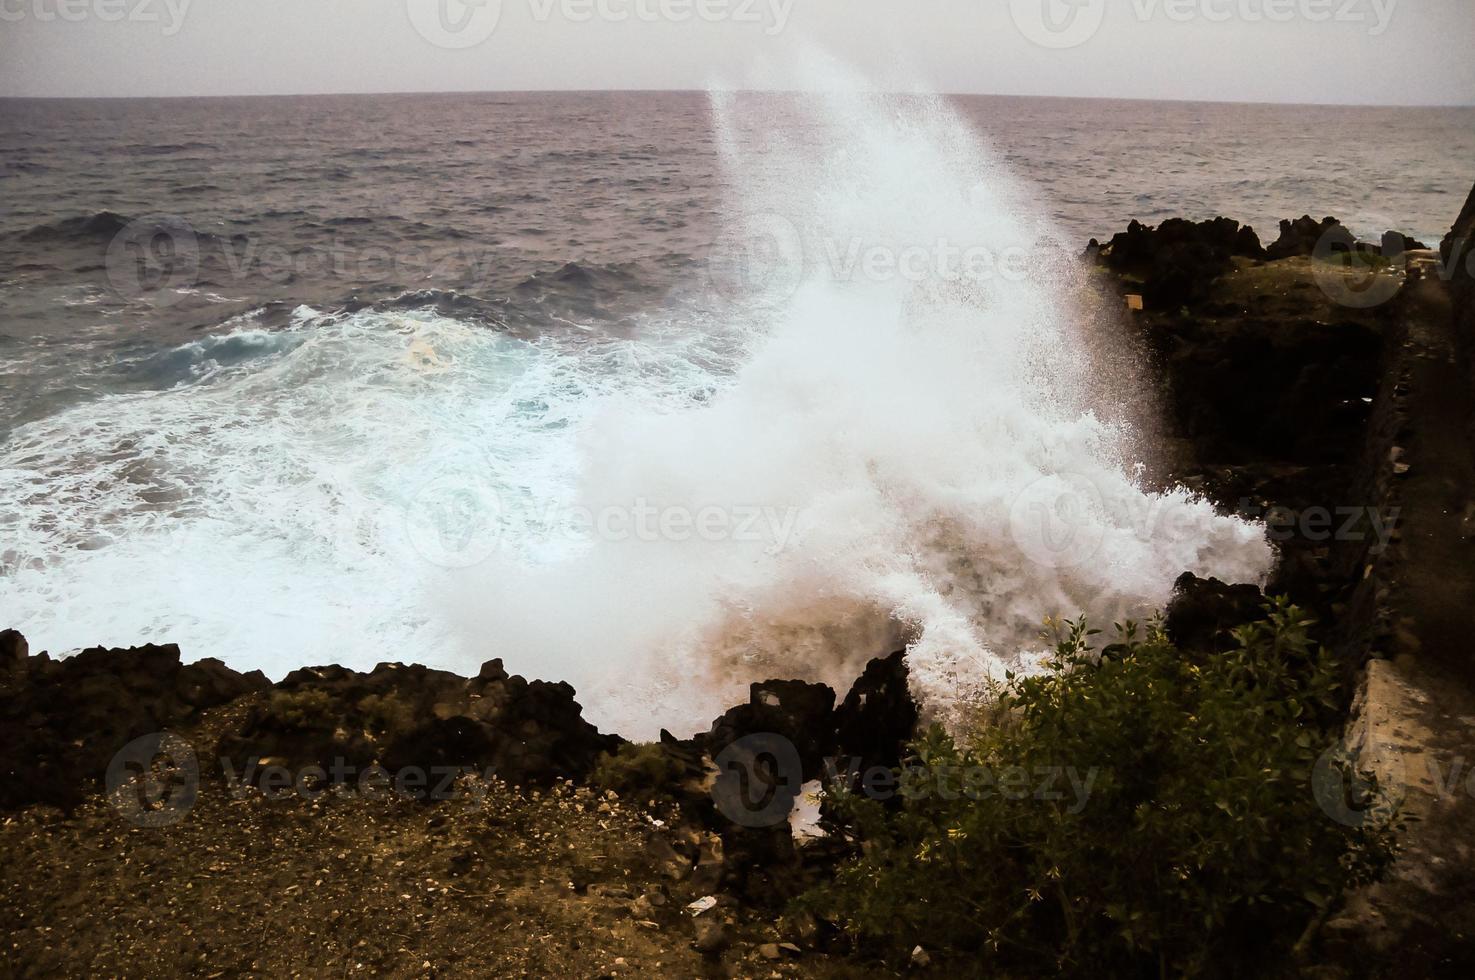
[0, 700, 882, 979]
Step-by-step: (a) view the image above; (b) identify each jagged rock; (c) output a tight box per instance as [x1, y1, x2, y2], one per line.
[833, 649, 918, 778]
[1097, 216, 1265, 309]
[1443, 183, 1475, 419]
[1382, 230, 1428, 254]
[217, 657, 620, 789]
[705, 678, 837, 782]
[0, 629, 27, 668]
[0, 636, 269, 811]
[1164, 572, 1266, 651]
[1266, 215, 1344, 260]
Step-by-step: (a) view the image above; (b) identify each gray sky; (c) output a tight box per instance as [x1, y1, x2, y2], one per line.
[1, 0, 1472, 105]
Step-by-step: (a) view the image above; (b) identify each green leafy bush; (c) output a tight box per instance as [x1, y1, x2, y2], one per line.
[590, 742, 687, 804]
[355, 692, 415, 736]
[804, 600, 1397, 977]
[265, 689, 335, 731]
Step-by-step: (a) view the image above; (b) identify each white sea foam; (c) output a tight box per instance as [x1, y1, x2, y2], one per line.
[0, 73, 1273, 738]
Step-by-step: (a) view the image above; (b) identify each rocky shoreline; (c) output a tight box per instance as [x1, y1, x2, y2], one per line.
[5, 187, 1475, 978]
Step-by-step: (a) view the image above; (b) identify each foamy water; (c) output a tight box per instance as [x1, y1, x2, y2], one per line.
[1, 79, 1276, 737]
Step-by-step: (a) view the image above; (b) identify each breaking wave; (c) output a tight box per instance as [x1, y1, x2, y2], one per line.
[0, 71, 1273, 737]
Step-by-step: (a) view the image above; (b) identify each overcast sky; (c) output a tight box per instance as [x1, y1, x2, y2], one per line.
[1, 0, 1472, 105]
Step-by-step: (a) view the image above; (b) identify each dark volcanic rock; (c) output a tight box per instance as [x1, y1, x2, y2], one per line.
[1383, 230, 1429, 254]
[1146, 312, 1383, 465]
[706, 678, 837, 783]
[0, 637, 269, 811]
[833, 650, 917, 777]
[1164, 572, 1267, 652]
[1098, 216, 1265, 309]
[1265, 215, 1426, 263]
[1443, 183, 1475, 407]
[1265, 215, 1344, 260]
[218, 657, 621, 789]
[0, 628, 28, 668]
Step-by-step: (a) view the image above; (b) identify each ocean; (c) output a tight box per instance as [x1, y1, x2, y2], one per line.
[2, 88, 1471, 735]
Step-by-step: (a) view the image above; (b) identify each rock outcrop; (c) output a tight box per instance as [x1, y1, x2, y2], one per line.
[0, 640, 269, 811]
[1092, 215, 1264, 309]
[1163, 572, 1267, 652]
[1442, 183, 1475, 428]
[217, 657, 622, 789]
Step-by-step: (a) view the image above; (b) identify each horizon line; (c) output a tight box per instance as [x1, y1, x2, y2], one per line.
[1, 87, 1471, 111]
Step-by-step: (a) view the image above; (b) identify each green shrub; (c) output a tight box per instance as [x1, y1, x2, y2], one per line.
[590, 742, 687, 803]
[804, 600, 1398, 977]
[265, 689, 336, 731]
[355, 692, 415, 736]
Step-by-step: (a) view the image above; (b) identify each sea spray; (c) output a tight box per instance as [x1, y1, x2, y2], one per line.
[443, 76, 1275, 735]
[0, 79, 1273, 739]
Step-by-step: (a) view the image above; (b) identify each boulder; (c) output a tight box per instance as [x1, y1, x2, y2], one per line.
[1382, 230, 1428, 255]
[705, 678, 837, 783]
[0, 629, 27, 668]
[1163, 573, 1267, 652]
[833, 649, 918, 777]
